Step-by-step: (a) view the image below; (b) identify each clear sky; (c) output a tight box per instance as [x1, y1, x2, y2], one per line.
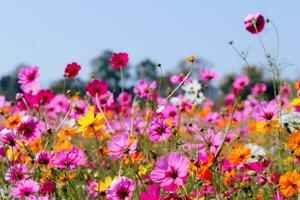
[0, 1, 299, 87]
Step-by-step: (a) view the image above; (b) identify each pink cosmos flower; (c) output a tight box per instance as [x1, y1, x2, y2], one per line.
[117, 92, 132, 107]
[16, 93, 38, 110]
[1, 128, 18, 147]
[70, 99, 89, 119]
[5, 164, 29, 184]
[64, 62, 81, 78]
[251, 83, 267, 96]
[244, 13, 266, 34]
[225, 93, 236, 106]
[109, 52, 129, 70]
[18, 66, 40, 94]
[198, 129, 222, 153]
[11, 179, 39, 198]
[233, 75, 250, 91]
[17, 116, 42, 142]
[87, 179, 100, 198]
[133, 79, 158, 101]
[93, 91, 115, 111]
[170, 74, 191, 84]
[106, 176, 135, 200]
[86, 80, 108, 97]
[35, 151, 53, 166]
[18, 66, 39, 86]
[107, 133, 137, 160]
[53, 147, 86, 170]
[148, 118, 172, 143]
[199, 68, 220, 81]
[45, 94, 70, 120]
[140, 185, 160, 200]
[150, 152, 190, 191]
[253, 99, 279, 122]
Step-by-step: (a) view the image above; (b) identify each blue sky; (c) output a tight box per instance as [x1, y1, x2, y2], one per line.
[0, 1, 299, 87]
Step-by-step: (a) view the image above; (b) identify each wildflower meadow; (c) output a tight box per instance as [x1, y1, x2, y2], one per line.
[0, 12, 300, 200]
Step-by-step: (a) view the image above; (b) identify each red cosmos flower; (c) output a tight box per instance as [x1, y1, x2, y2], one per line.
[244, 13, 266, 34]
[37, 89, 54, 105]
[86, 80, 108, 97]
[109, 52, 129, 70]
[64, 62, 81, 78]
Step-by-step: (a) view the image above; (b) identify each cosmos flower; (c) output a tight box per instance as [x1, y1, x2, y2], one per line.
[287, 130, 300, 156]
[53, 147, 86, 170]
[148, 118, 172, 143]
[0, 128, 18, 147]
[86, 80, 108, 97]
[251, 83, 267, 96]
[35, 151, 53, 166]
[18, 66, 39, 85]
[133, 79, 157, 100]
[17, 116, 42, 142]
[39, 180, 56, 195]
[233, 75, 250, 93]
[182, 80, 205, 105]
[140, 185, 160, 200]
[109, 52, 129, 70]
[77, 109, 105, 137]
[244, 12, 266, 34]
[150, 152, 190, 191]
[5, 164, 29, 184]
[198, 129, 222, 153]
[253, 99, 279, 122]
[37, 89, 54, 105]
[117, 92, 132, 107]
[228, 143, 251, 165]
[279, 170, 300, 197]
[11, 179, 39, 198]
[64, 62, 81, 78]
[199, 68, 220, 81]
[106, 176, 135, 200]
[107, 133, 137, 160]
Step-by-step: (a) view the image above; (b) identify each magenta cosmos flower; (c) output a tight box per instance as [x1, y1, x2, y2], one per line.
[86, 80, 108, 97]
[106, 176, 135, 200]
[199, 68, 220, 81]
[148, 118, 172, 143]
[53, 147, 86, 169]
[5, 164, 29, 184]
[35, 151, 53, 166]
[64, 62, 81, 78]
[244, 12, 266, 34]
[117, 92, 132, 107]
[1, 128, 18, 147]
[140, 185, 160, 200]
[198, 128, 222, 153]
[251, 83, 267, 96]
[17, 116, 42, 142]
[107, 133, 137, 160]
[253, 99, 279, 122]
[11, 179, 39, 198]
[109, 52, 129, 70]
[150, 152, 190, 191]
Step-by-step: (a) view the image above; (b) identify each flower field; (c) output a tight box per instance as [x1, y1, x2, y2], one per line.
[0, 12, 300, 200]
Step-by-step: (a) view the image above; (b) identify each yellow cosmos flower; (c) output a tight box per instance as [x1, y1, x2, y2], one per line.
[96, 177, 116, 192]
[77, 110, 105, 137]
[256, 119, 279, 134]
[186, 55, 197, 63]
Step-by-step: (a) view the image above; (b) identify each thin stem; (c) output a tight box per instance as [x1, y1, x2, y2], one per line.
[95, 93, 114, 132]
[214, 96, 238, 163]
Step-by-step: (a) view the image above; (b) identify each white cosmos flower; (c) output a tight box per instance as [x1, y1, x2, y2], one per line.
[182, 80, 202, 93]
[245, 143, 266, 163]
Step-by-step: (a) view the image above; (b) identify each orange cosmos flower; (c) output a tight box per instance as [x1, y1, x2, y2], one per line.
[279, 170, 300, 197]
[186, 55, 197, 63]
[5, 114, 21, 128]
[287, 130, 300, 156]
[295, 80, 300, 90]
[256, 119, 279, 134]
[228, 143, 251, 165]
